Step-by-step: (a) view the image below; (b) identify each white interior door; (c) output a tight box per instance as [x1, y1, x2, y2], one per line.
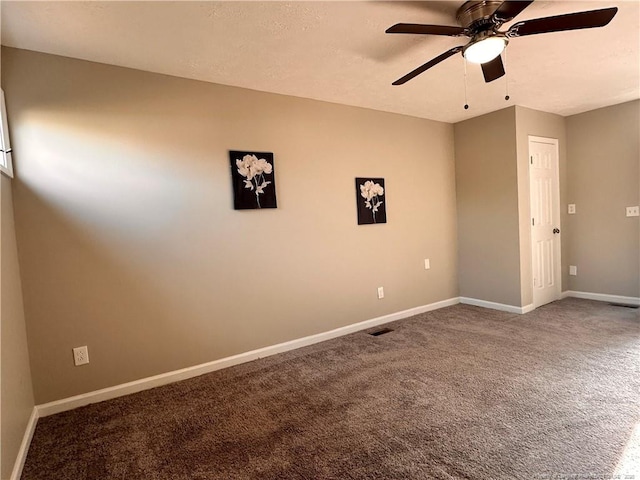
[529, 136, 561, 308]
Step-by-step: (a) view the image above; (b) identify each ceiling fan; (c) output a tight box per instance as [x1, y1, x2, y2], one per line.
[387, 1, 618, 85]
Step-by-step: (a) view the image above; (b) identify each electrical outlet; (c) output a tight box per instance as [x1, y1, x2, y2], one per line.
[568, 204, 576, 214]
[569, 265, 577, 276]
[73, 346, 89, 366]
[424, 259, 431, 270]
[626, 206, 639, 217]
[377, 287, 384, 299]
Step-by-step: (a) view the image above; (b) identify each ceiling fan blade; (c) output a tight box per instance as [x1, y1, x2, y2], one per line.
[481, 55, 506, 83]
[492, 1, 534, 23]
[392, 46, 462, 85]
[507, 7, 618, 37]
[386, 23, 467, 36]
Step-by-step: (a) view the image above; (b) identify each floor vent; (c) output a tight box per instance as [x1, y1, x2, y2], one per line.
[609, 303, 639, 309]
[369, 327, 394, 336]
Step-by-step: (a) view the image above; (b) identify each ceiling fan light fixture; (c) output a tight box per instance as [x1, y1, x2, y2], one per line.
[387, 4, 617, 86]
[463, 36, 507, 64]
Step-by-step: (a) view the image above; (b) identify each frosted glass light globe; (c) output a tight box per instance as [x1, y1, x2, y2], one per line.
[464, 37, 507, 64]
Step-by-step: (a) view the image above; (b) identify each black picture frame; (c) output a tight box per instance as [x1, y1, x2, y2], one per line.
[355, 177, 386, 225]
[229, 151, 277, 210]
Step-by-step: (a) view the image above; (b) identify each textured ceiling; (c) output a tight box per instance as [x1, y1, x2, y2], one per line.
[1, 1, 638, 123]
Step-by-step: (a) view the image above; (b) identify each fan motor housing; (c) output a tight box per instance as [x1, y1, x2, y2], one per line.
[456, 0, 502, 30]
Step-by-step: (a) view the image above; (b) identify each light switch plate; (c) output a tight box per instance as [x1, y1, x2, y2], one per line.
[569, 265, 577, 276]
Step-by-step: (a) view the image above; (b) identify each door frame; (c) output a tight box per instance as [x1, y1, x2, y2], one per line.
[528, 135, 561, 309]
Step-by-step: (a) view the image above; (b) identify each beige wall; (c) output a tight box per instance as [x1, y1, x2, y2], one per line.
[1, 47, 459, 404]
[2, 46, 634, 409]
[514, 106, 567, 306]
[454, 107, 522, 307]
[566, 101, 640, 297]
[455, 102, 635, 307]
[455, 106, 569, 309]
[1, 174, 34, 480]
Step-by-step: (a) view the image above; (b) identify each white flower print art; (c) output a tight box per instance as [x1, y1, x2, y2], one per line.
[230, 151, 277, 210]
[355, 178, 387, 225]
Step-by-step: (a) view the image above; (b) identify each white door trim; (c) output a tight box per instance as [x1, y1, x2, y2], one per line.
[528, 135, 561, 309]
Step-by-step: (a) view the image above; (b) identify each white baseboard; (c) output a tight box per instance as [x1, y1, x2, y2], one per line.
[37, 297, 460, 417]
[10, 407, 39, 480]
[520, 303, 536, 314]
[562, 290, 640, 306]
[459, 297, 534, 314]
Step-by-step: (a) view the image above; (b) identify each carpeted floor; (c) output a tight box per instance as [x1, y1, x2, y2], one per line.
[22, 298, 640, 479]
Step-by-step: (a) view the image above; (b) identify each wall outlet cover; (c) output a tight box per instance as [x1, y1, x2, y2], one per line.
[377, 287, 384, 299]
[569, 265, 577, 276]
[424, 259, 430, 270]
[73, 346, 89, 366]
[568, 204, 576, 214]
[626, 206, 639, 217]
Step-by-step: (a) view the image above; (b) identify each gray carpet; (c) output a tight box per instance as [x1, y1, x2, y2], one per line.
[22, 298, 640, 479]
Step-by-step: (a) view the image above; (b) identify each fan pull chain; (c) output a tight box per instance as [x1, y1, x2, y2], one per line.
[504, 48, 510, 101]
[463, 57, 469, 110]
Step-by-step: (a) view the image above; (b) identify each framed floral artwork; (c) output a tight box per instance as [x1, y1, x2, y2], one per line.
[356, 178, 386, 225]
[229, 151, 277, 210]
